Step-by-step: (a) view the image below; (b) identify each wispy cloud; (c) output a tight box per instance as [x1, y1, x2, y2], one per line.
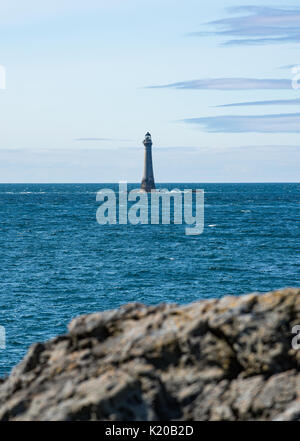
[148, 78, 291, 90]
[190, 6, 300, 46]
[183, 113, 300, 133]
[75, 137, 133, 142]
[279, 64, 299, 70]
[216, 98, 300, 108]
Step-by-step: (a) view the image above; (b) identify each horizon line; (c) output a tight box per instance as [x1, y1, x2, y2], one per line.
[0, 182, 299, 185]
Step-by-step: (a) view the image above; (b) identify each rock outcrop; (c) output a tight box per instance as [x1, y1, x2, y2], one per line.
[0, 288, 300, 421]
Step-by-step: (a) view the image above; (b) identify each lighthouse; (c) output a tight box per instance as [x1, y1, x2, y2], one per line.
[141, 132, 156, 192]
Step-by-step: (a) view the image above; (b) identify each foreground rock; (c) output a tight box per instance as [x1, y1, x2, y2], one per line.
[0, 288, 300, 421]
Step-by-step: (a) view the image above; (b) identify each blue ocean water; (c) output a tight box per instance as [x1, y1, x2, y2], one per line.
[0, 183, 299, 376]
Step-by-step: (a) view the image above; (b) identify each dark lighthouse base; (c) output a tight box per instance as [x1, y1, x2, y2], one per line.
[141, 177, 156, 192]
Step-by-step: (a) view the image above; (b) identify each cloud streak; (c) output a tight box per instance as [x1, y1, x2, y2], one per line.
[75, 137, 133, 142]
[216, 98, 300, 108]
[148, 78, 291, 90]
[191, 6, 300, 46]
[183, 113, 300, 133]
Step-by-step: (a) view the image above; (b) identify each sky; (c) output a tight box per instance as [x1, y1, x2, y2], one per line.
[0, 0, 300, 182]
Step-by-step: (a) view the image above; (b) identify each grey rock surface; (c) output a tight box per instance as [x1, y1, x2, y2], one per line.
[0, 287, 300, 421]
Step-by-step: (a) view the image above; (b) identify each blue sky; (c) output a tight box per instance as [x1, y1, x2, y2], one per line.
[0, 0, 300, 182]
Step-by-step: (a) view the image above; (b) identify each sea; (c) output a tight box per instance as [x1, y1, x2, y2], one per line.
[0, 183, 299, 376]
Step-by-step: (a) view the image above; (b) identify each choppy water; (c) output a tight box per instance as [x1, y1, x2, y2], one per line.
[0, 183, 299, 376]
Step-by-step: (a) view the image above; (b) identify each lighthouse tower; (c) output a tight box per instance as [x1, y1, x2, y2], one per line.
[141, 132, 156, 192]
